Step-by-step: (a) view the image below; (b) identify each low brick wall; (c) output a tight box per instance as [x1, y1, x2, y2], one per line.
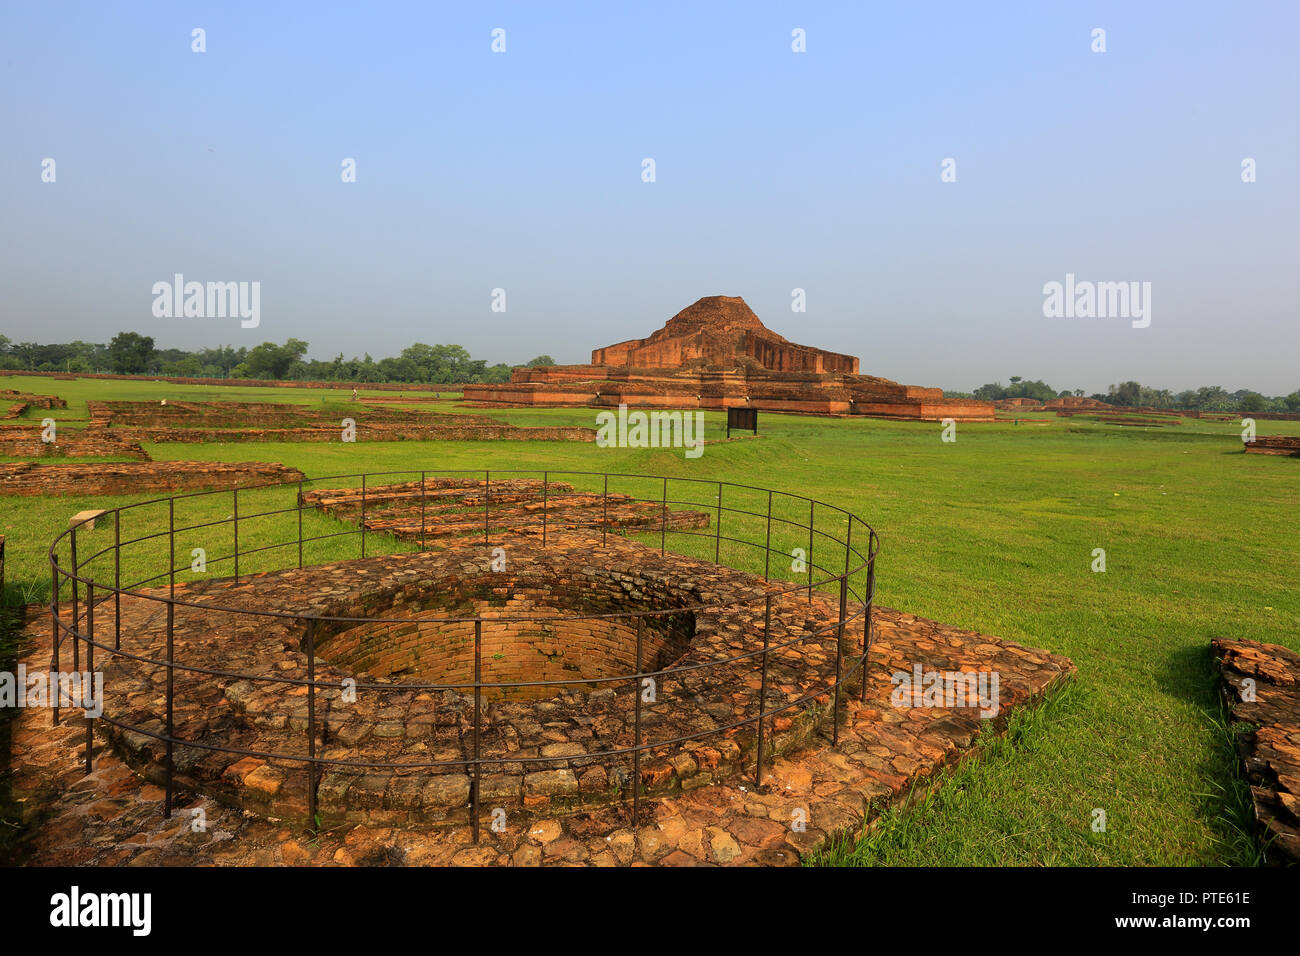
[1245, 436, 1300, 457]
[86, 401, 594, 443]
[0, 461, 304, 496]
[0, 427, 149, 459]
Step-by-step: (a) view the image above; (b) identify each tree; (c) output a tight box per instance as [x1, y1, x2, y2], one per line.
[244, 339, 308, 380]
[525, 355, 555, 367]
[1239, 392, 1266, 413]
[108, 332, 155, 374]
[1106, 381, 1142, 407]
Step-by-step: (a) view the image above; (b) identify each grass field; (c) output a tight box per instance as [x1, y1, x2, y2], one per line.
[2, 374, 1297, 866]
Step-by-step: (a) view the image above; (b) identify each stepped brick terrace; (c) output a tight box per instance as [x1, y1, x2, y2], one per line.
[463, 296, 994, 422]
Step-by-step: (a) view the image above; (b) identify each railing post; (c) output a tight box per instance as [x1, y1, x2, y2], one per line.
[306, 618, 317, 825]
[50, 554, 59, 726]
[714, 482, 722, 563]
[833, 574, 847, 746]
[70, 526, 79, 673]
[232, 488, 239, 582]
[360, 475, 367, 558]
[862, 532, 875, 703]
[420, 470, 427, 552]
[297, 479, 304, 569]
[114, 510, 121, 651]
[165, 497, 175, 818]
[471, 619, 482, 843]
[756, 594, 771, 788]
[763, 490, 773, 581]
[633, 616, 643, 826]
[602, 473, 609, 547]
[542, 471, 548, 546]
[659, 477, 667, 555]
[807, 500, 815, 603]
[84, 577, 94, 775]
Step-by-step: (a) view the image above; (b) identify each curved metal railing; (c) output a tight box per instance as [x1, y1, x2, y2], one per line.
[47, 469, 879, 840]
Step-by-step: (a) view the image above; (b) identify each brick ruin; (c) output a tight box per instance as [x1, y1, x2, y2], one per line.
[86, 400, 593, 443]
[0, 461, 303, 496]
[463, 296, 994, 421]
[0, 425, 148, 459]
[1245, 436, 1300, 457]
[1213, 638, 1300, 864]
[96, 540, 845, 824]
[302, 477, 710, 547]
[1, 388, 67, 419]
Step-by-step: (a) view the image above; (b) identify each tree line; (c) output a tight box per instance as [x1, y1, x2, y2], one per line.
[949, 376, 1300, 413]
[0, 333, 555, 385]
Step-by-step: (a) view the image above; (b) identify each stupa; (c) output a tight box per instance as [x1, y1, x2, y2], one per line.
[463, 296, 994, 421]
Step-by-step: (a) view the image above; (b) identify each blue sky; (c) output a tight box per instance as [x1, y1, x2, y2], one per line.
[1, 1, 1296, 393]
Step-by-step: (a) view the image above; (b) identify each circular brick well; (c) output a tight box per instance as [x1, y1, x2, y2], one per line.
[99, 537, 850, 827]
[313, 571, 695, 703]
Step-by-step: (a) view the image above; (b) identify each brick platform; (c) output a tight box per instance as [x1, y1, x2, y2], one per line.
[0, 461, 303, 496]
[8, 578, 1072, 865]
[86, 401, 593, 443]
[302, 478, 710, 547]
[0, 389, 67, 419]
[1213, 637, 1300, 864]
[0, 426, 149, 460]
[80, 541, 849, 823]
[1244, 436, 1300, 457]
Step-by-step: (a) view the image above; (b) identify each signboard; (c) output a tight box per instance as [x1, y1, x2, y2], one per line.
[726, 406, 758, 438]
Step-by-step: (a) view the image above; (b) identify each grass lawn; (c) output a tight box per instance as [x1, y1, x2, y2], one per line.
[1, 374, 1297, 865]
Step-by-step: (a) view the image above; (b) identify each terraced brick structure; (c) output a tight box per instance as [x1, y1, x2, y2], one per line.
[463, 295, 994, 421]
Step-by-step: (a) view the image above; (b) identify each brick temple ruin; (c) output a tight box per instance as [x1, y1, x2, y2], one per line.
[463, 296, 994, 421]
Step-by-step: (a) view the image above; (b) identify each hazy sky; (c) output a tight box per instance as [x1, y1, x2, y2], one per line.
[2, 1, 1296, 394]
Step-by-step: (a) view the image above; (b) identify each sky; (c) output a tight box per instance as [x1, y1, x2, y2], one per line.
[1, 1, 1296, 394]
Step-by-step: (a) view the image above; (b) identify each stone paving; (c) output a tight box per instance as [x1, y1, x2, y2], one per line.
[6, 555, 1073, 865]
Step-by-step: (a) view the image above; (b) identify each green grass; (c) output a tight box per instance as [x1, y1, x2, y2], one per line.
[1, 374, 1297, 865]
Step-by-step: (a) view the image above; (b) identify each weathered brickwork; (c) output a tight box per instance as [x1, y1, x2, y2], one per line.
[1245, 436, 1300, 456]
[1213, 638, 1300, 864]
[90, 541, 845, 824]
[303, 477, 710, 547]
[11, 561, 1073, 865]
[0, 426, 148, 459]
[0, 460, 303, 496]
[86, 400, 593, 443]
[464, 296, 994, 422]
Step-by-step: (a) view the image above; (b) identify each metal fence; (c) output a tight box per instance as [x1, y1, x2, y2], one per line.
[48, 469, 879, 840]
